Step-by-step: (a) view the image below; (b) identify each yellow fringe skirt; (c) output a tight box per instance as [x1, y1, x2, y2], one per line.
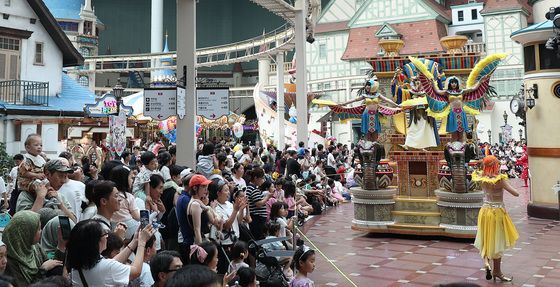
[474, 204, 519, 259]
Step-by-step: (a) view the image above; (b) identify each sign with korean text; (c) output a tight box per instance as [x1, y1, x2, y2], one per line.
[143, 88, 177, 120]
[196, 88, 229, 120]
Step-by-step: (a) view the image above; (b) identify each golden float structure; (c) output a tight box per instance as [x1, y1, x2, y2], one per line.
[378, 39, 405, 57]
[439, 35, 469, 54]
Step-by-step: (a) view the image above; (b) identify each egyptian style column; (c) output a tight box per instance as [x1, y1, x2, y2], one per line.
[176, 0, 197, 167]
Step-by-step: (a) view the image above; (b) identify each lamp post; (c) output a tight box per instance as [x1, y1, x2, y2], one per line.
[519, 128, 523, 141]
[113, 78, 125, 114]
[487, 129, 492, 144]
[503, 110, 508, 125]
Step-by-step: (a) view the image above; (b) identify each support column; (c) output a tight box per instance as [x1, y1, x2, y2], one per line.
[151, 0, 164, 82]
[258, 57, 271, 86]
[295, 0, 308, 146]
[276, 53, 285, 149]
[176, 0, 196, 167]
[151, 0, 164, 53]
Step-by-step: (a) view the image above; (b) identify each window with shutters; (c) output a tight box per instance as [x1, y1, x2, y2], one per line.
[34, 42, 44, 65]
[0, 37, 20, 81]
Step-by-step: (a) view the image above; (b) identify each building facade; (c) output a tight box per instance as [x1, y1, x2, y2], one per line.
[299, 0, 533, 145]
[0, 0, 94, 157]
[43, 0, 105, 91]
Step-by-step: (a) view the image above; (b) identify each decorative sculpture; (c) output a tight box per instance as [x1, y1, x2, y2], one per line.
[410, 53, 506, 193]
[313, 75, 401, 190]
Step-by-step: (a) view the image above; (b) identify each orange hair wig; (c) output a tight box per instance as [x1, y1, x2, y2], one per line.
[482, 155, 500, 177]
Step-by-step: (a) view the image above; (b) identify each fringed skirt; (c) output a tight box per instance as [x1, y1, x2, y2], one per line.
[474, 203, 519, 259]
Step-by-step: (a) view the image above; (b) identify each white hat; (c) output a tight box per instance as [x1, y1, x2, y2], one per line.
[180, 168, 194, 179]
[234, 150, 243, 160]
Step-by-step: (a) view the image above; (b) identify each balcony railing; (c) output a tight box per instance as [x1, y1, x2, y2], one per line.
[462, 42, 486, 54]
[0, 80, 49, 106]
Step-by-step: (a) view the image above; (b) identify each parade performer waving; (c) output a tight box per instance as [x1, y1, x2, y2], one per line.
[409, 53, 506, 141]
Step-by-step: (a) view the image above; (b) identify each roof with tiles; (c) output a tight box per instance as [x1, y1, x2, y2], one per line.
[341, 19, 448, 60]
[480, 0, 533, 23]
[0, 74, 96, 116]
[422, 0, 452, 20]
[315, 21, 350, 33]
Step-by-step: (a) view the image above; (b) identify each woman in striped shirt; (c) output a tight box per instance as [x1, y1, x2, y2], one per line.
[245, 167, 273, 240]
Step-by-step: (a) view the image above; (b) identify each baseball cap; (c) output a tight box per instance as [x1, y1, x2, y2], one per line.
[44, 159, 73, 173]
[189, 174, 212, 188]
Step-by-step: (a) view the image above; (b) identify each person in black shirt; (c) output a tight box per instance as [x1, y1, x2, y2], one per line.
[286, 150, 301, 179]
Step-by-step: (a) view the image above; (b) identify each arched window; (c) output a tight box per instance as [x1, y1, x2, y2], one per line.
[79, 47, 90, 57]
[78, 76, 89, 87]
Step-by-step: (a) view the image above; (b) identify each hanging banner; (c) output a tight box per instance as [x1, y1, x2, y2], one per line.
[109, 110, 127, 156]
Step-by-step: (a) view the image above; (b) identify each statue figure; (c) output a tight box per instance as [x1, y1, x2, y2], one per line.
[391, 68, 440, 150]
[410, 53, 507, 193]
[312, 75, 401, 190]
[338, 77, 401, 142]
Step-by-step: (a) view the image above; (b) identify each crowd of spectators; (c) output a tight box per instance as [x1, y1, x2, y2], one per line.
[0, 133, 530, 286]
[0, 134, 362, 287]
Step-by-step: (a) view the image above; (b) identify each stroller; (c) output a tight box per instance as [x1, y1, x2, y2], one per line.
[248, 237, 294, 287]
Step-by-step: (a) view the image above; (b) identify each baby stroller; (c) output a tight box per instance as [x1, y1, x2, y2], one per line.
[248, 237, 294, 287]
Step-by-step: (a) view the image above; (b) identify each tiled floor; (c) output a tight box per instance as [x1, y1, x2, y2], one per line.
[300, 179, 560, 287]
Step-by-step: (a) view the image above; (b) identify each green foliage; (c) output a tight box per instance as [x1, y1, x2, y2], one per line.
[0, 142, 13, 178]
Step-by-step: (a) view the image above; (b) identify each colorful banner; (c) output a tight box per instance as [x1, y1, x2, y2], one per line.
[109, 110, 127, 156]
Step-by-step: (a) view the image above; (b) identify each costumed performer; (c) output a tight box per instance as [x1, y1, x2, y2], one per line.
[339, 78, 400, 142]
[516, 146, 529, 187]
[409, 54, 507, 142]
[391, 68, 439, 150]
[472, 155, 519, 282]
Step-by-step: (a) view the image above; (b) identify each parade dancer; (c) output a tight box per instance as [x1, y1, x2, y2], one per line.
[472, 155, 519, 282]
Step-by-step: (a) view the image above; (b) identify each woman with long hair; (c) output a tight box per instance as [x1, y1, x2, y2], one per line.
[110, 165, 141, 239]
[157, 152, 172, 182]
[472, 155, 519, 282]
[66, 220, 155, 286]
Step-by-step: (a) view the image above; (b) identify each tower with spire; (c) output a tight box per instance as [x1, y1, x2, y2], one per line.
[151, 32, 177, 87]
[43, 0, 104, 91]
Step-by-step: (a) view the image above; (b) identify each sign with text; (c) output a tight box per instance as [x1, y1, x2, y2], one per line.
[143, 88, 177, 120]
[196, 88, 229, 120]
[176, 86, 186, 120]
[84, 93, 133, 117]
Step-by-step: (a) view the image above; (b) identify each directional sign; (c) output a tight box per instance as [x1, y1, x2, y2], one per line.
[143, 88, 177, 120]
[177, 86, 186, 120]
[197, 88, 229, 120]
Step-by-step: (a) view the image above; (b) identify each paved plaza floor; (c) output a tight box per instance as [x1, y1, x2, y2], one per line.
[300, 179, 560, 287]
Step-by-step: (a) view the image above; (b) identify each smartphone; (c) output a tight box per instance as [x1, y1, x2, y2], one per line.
[59, 216, 72, 240]
[140, 210, 150, 229]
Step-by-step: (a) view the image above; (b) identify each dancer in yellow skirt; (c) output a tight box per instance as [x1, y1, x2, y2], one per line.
[472, 155, 519, 282]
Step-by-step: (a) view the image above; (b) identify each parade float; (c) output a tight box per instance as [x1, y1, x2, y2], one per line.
[311, 38, 506, 238]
